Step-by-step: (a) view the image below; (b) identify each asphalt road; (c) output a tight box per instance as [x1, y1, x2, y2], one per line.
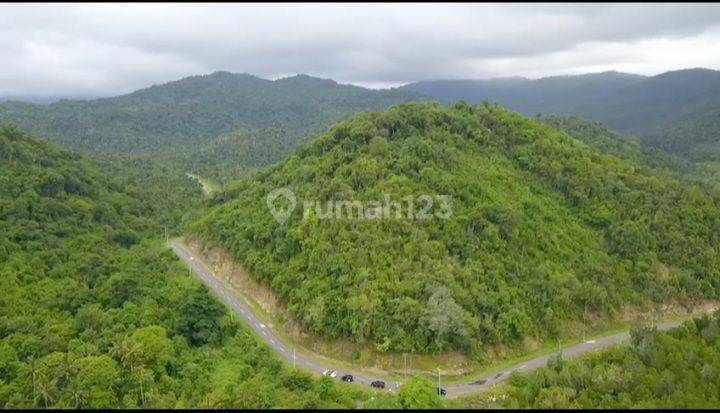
[171, 239, 685, 396]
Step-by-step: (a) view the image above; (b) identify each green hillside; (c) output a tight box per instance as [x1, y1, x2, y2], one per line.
[0, 125, 368, 408]
[540, 115, 720, 194]
[194, 102, 720, 354]
[650, 104, 720, 162]
[401, 69, 720, 161]
[0, 72, 423, 155]
[456, 314, 720, 408]
[178, 127, 312, 184]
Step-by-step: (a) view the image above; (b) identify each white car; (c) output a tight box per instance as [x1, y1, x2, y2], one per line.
[322, 369, 337, 378]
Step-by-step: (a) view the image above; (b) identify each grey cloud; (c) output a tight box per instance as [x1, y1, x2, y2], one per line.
[1, 3, 720, 98]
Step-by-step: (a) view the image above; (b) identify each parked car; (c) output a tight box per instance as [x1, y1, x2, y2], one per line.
[371, 380, 385, 389]
[322, 369, 337, 378]
[341, 374, 354, 382]
[436, 387, 447, 396]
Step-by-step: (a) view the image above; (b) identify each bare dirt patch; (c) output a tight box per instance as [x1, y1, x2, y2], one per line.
[182, 236, 476, 375]
[617, 298, 720, 322]
[180, 237, 720, 378]
[185, 236, 285, 318]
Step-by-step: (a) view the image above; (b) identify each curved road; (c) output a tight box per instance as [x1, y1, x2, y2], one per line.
[171, 239, 684, 395]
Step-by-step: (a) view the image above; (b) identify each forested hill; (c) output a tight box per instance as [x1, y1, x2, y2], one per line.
[0, 72, 424, 154]
[400, 69, 720, 161]
[457, 315, 720, 408]
[194, 102, 720, 355]
[539, 115, 720, 193]
[0, 126, 370, 408]
[400, 71, 645, 113]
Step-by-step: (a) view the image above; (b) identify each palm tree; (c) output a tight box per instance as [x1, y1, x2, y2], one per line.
[111, 335, 142, 373]
[136, 367, 154, 407]
[67, 377, 87, 408]
[34, 371, 57, 408]
[20, 358, 44, 406]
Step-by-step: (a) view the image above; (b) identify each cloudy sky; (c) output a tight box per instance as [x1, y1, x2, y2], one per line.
[3, 3, 720, 99]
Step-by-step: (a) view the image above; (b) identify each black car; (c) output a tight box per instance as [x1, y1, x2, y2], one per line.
[341, 374, 354, 382]
[371, 380, 385, 389]
[436, 387, 447, 396]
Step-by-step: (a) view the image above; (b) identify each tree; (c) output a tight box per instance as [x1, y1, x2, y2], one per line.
[420, 287, 472, 351]
[130, 325, 173, 368]
[533, 386, 576, 409]
[362, 393, 402, 409]
[314, 375, 338, 402]
[397, 375, 443, 409]
[0, 343, 19, 381]
[76, 355, 119, 408]
[178, 286, 229, 346]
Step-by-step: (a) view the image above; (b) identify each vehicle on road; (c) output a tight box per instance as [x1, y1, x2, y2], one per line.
[436, 387, 447, 396]
[173, 240, 690, 401]
[341, 374, 354, 382]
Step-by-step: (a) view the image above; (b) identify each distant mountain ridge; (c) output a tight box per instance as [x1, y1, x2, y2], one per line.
[0, 71, 424, 154]
[4, 67, 720, 164]
[401, 68, 720, 160]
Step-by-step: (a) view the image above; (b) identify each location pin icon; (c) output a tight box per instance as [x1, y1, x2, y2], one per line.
[266, 188, 297, 224]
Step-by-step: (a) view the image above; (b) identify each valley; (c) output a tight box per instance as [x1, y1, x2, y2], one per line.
[172, 236, 714, 398]
[3, 67, 720, 409]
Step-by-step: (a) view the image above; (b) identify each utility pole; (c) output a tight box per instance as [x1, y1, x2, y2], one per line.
[293, 348, 296, 369]
[557, 337, 561, 354]
[403, 353, 408, 378]
[164, 226, 168, 245]
[437, 368, 441, 395]
[583, 301, 587, 342]
[651, 309, 655, 329]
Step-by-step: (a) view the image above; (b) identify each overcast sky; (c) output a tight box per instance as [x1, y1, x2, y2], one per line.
[3, 3, 720, 99]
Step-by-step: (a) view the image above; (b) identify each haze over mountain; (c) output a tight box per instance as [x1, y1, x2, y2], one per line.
[4, 3, 720, 410]
[0, 95, 88, 104]
[401, 68, 720, 161]
[4, 67, 720, 169]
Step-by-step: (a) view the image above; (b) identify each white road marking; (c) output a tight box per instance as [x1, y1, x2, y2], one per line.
[177, 241, 651, 397]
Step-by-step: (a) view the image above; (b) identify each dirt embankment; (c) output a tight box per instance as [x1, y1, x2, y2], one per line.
[185, 236, 286, 319]
[181, 236, 720, 376]
[181, 236, 474, 374]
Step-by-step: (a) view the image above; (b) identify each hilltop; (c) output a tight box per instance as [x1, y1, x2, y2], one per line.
[401, 69, 720, 161]
[0, 72, 424, 154]
[193, 102, 720, 354]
